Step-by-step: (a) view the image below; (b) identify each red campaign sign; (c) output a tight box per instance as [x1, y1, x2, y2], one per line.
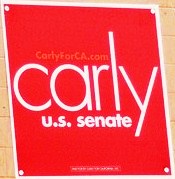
[2, 1, 175, 178]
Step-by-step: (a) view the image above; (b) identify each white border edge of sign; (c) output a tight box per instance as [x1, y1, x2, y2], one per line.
[154, 5, 175, 177]
[2, 0, 157, 9]
[13, 176, 175, 179]
[0, 0, 19, 178]
[0, 0, 174, 179]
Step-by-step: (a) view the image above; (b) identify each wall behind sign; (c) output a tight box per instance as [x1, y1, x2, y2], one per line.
[0, 0, 175, 178]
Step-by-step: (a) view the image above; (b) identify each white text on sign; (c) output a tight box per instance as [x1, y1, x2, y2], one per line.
[13, 32, 158, 137]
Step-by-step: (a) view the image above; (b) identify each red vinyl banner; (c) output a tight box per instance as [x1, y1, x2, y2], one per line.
[1, 1, 175, 178]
